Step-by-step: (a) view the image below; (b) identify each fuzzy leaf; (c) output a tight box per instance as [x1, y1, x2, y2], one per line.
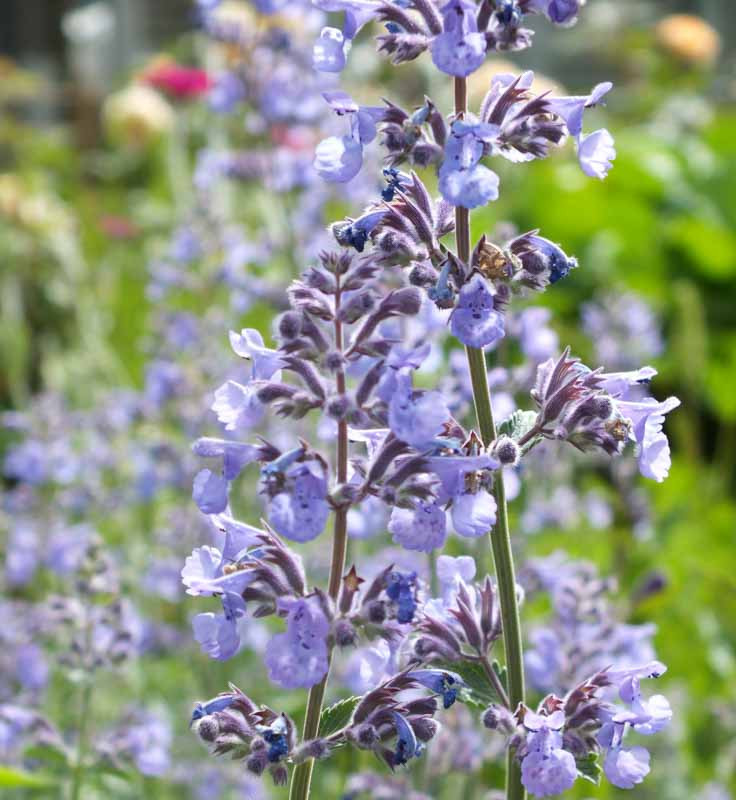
[498, 410, 538, 441]
[576, 752, 602, 785]
[318, 696, 361, 737]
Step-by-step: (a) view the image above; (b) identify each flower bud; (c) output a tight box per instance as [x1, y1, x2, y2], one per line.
[366, 600, 387, 624]
[409, 261, 439, 288]
[334, 619, 358, 647]
[349, 723, 379, 749]
[277, 311, 302, 340]
[196, 717, 219, 742]
[411, 140, 443, 166]
[326, 394, 351, 420]
[411, 716, 439, 742]
[324, 350, 346, 373]
[482, 704, 516, 734]
[246, 751, 268, 775]
[492, 435, 520, 466]
[593, 396, 614, 420]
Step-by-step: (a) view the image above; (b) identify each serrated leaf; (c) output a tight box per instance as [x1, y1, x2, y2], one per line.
[498, 410, 538, 441]
[318, 696, 360, 737]
[0, 766, 57, 789]
[576, 753, 602, 785]
[434, 659, 507, 707]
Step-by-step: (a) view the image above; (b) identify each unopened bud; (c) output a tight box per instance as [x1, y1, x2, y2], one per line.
[246, 751, 268, 775]
[408, 261, 439, 288]
[411, 717, 439, 742]
[334, 619, 358, 647]
[277, 311, 302, 340]
[349, 723, 378, 749]
[482, 704, 516, 734]
[366, 600, 387, 624]
[326, 394, 351, 420]
[196, 718, 219, 742]
[324, 350, 346, 373]
[492, 435, 520, 466]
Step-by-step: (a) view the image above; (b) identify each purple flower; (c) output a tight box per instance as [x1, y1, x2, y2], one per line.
[267, 460, 330, 543]
[3, 440, 47, 484]
[314, 92, 384, 183]
[264, 596, 330, 688]
[520, 713, 577, 797]
[509, 232, 578, 287]
[431, 0, 487, 77]
[211, 380, 264, 431]
[439, 120, 500, 209]
[192, 469, 229, 515]
[314, 135, 363, 183]
[209, 71, 245, 113]
[521, 748, 577, 797]
[228, 328, 284, 379]
[15, 644, 49, 691]
[192, 591, 247, 661]
[388, 500, 447, 552]
[388, 372, 450, 448]
[192, 437, 261, 480]
[450, 489, 497, 538]
[615, 396, 680, 482]
[449, 274, 505, 348]
[603, 746, 650, 789]
[546, 82, 612, 140]
[578, 129, 616, 179]
[407, 669, 464, 708]
[389, 711, 421, 766]
[313, 27, 349, 72]
[529, 0, 582, 25]
[181, 545, 255, 596]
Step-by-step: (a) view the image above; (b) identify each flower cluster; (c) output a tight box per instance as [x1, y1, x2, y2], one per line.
[481, 661, 671, 796]
[191, 668, 461, 785]
[170, 2, 681, 799]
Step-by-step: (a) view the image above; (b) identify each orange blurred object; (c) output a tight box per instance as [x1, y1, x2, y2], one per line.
[655, 14, 721, 67]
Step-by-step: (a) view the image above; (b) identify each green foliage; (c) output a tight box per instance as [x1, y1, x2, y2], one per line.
[318, 696, 361, 738]
[0, 766, 57, 789]
[575, 753, 602, 785]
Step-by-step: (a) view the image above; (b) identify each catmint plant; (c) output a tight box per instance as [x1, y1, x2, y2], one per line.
[183, 2, 680, 800]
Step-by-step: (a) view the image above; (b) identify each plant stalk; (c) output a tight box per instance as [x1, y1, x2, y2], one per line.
[70, 681, 92, 800]
[454, 76, 526, 800]
[289, 271, 350, 800]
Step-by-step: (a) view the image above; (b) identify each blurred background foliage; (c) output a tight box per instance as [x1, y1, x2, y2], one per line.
[0, 1, 735, 799]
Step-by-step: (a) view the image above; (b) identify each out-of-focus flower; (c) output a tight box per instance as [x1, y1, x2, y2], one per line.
[103, 85, 175, 149]
[655, 15, 720, 67]
[141, 59, 212, 100]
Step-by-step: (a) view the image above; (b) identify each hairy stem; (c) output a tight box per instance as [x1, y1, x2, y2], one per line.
[289, 274, 350, 800]
[454, 76, 526, 800]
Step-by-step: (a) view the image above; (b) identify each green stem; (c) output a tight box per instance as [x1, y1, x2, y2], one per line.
[289, 271, 350, 800]
[69, 682, 93, 800]
[454, 76, 526, 800]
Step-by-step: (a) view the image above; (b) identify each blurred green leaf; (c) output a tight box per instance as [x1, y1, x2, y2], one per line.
[0, 766, 57, 789]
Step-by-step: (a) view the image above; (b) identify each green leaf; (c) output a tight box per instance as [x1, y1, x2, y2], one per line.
[434, 659, 507, 708]
[318, 696, 360, 738]
[576, 753, 602, 785]
[498, 410, 538, 441]
[0, 766, 57, 789]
